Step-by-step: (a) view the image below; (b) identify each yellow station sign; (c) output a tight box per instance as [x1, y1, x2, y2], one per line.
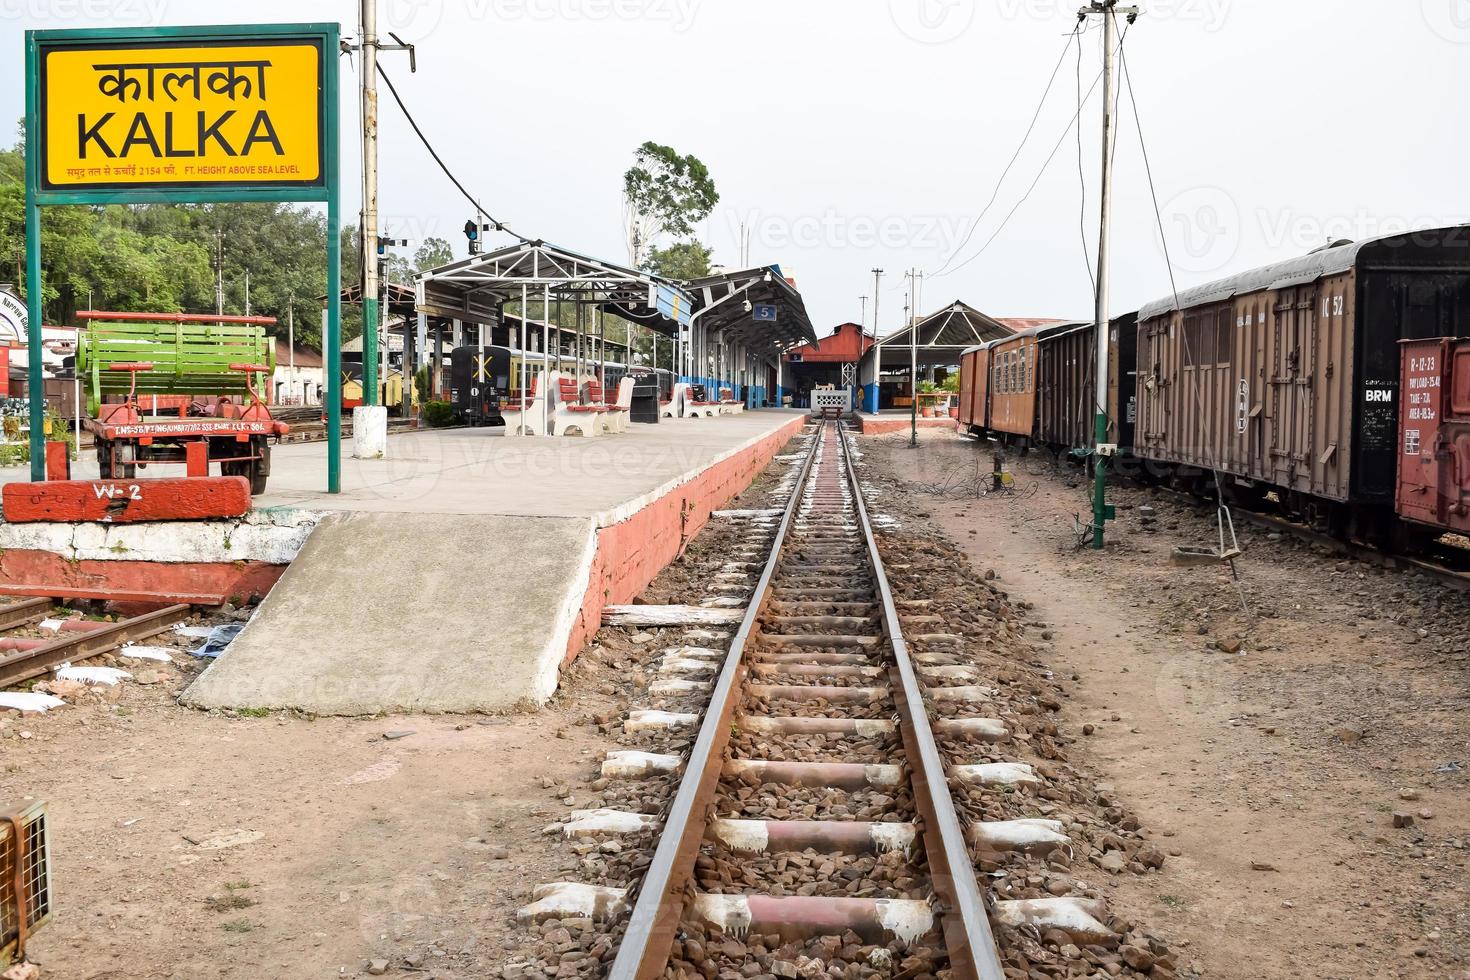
[40, 39, 324, 190]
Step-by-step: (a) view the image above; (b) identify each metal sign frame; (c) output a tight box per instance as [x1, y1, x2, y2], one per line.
[22, 22, 343, 491]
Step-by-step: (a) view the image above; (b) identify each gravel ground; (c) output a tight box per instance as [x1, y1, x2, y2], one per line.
[858, 426, 1470, 980]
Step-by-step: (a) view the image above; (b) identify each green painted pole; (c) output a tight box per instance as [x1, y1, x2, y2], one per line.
[327, 204, 342, 494]
[1092, 411, 1108, 549]
[23, 32, 44, 481]
[363, 295, 378, 406]
[324, 22, 342, 493]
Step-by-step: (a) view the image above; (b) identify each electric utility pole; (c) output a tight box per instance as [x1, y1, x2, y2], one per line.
[359, 0, 380, 406]
[859, 295, 867, 332]
[869, 268, 883, 413]
[899, 270, 911, 449]
[1079, 0, 1137, 549]
[352, 0, 414, 410]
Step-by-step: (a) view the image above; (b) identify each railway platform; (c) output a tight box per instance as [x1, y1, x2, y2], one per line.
[174, 410, 808, 715]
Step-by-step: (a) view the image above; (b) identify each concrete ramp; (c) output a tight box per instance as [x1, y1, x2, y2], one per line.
[183, 511, 596, 715]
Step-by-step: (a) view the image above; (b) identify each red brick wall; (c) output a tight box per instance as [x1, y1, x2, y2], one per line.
[856, 416, 958, 436]
[564, 415, 807, 664]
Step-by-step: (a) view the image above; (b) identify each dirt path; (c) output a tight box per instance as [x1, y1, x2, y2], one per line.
[860, 428, 1470, 980]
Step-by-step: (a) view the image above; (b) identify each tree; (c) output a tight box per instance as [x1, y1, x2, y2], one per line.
[623, 141, 718, 268]
[413, 237, 454, 273]
[646, 241, 712, 281]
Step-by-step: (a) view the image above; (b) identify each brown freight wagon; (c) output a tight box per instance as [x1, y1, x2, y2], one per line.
[987, 327, 1043, 444]
[1034, 315, 1139, 455]
[958, 344, 991, 435]
[1397, 337, 1470, 540]
[1134, 227, 1470, 536]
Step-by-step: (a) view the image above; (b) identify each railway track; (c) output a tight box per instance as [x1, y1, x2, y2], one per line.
[512, 420, 1168, 979]
[0, 599, 190, 691]
[602, 419, 1003, 979]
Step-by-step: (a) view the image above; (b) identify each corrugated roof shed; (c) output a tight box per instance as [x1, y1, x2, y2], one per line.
[784, 323, 873, 363]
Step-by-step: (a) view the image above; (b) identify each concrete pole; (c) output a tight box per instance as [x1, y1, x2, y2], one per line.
[359, 0, 379, 405]
[869, 268, 883, 413]
[1089, 0, 1124, 549]
[909, 270, 918, 448]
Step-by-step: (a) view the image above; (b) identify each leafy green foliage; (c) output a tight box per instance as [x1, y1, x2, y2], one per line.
[414, 237, 454, 273]
[646, 241, 712, 281]
[623, 141, 718, 267]
[423, 400, 456, 427]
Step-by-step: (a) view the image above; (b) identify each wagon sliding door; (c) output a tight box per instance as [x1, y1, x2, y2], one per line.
[1136, 318, 1169, 454]
[1269, 286, 1317, 494]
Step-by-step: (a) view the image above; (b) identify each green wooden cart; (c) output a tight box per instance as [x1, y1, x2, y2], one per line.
[76, 312, 288, 493]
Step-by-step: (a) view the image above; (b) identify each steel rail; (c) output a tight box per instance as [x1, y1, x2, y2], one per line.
[607, 423, 822, 980]
[0, 598, 53, 632]
[0, 604, 192, 689]
[837, 426, 1007, 980]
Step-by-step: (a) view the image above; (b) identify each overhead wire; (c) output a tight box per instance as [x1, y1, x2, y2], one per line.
[376, 63, 532, 245]
[929, 24, 1086, 278]
[931, 23, 1128, 282]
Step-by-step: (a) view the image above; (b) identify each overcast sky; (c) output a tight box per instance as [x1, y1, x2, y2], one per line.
[5, 0, 1468, 334]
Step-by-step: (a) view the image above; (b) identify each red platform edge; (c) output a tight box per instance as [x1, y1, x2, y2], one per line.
[0, 552, 286, 606]
[564, 414, 808, 666]
[2, 477, 253, 524]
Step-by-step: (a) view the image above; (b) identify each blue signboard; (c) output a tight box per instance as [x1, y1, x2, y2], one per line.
[655, 284, 693, 326]
[753, 304, 778, 322]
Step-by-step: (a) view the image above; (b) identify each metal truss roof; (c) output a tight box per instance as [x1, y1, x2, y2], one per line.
[413, 240, 696, 336]
[874, 300, 1015, 354]
[685, 265, 817, 352]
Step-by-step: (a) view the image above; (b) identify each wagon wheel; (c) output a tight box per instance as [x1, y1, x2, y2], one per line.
[95, 440, 135, 480]
[249, 439, 271, 495]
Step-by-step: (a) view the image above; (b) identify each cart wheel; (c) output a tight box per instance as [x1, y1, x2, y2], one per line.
[248, 444, 270, 495]
[121, 463, 136, 479]
[96, 442, 114, 479]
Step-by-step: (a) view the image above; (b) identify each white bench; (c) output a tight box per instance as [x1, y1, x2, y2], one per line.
[602, 377, 635, 433]
[555, 373, 604, 437]
[664, 383, 689, 418]
[502, 374, 548, 436]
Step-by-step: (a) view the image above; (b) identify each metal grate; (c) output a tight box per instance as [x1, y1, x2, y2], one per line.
[0, 801, 51, 966]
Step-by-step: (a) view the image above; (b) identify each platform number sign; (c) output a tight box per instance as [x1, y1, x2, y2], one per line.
[753, 304, 778, 322]
[23, 24, 344, 491]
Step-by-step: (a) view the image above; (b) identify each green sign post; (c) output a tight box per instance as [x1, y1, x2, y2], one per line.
[23, 22, 343, 492]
